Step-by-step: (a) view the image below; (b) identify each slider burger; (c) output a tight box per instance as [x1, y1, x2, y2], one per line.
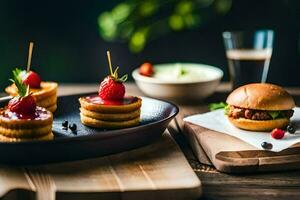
[226, 83, 295, 131]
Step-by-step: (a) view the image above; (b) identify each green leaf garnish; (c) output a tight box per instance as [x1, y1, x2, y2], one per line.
[268, 111, 281, 119]
[10, 68, 28, 97]
[119, 74, 128, 82]
[110, 66, 128, 83]
[209, 102, 228, 111]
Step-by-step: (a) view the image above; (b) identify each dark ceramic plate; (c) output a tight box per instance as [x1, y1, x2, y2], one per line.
[0, 94, 178, 165]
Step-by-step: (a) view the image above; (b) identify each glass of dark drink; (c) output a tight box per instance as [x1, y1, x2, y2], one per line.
[222, 30, 274, 89]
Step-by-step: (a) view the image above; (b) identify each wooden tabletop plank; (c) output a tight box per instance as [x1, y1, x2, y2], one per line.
[0, 167, 33, 196]
[27, 132, 201, 199]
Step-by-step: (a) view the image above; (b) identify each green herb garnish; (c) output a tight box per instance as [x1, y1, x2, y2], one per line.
[209, 102, 229, 115]
[209, 102, 228, 111]
[9, 68, 28, 97]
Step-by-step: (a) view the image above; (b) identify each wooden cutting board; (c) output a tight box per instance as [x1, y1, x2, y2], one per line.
[183, 122, 300, 174]
[0, 132, 201, 200]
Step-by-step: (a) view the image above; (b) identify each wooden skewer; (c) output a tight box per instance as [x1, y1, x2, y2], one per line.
[106, 51, 113, 76]
[25, 85, 30, 96]
[27, 42, 34, 72]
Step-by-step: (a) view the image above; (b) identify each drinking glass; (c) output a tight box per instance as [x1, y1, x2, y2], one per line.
[222, 30, 274, 89]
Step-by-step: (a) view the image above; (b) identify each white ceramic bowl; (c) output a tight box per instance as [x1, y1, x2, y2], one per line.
[132, 63, 223, 102]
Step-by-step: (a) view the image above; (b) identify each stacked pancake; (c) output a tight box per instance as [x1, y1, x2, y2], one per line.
[0, 107, 53, 142]
[79, 96, 142, 129]
[6, 82, 58, 112]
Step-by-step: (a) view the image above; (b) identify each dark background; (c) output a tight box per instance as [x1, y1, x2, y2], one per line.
[0, 0, 299, 89]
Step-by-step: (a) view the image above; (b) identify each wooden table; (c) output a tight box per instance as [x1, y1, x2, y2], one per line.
[5, 83, 300, 200]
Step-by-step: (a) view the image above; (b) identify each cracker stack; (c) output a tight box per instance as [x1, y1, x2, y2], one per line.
[0, 107, 53, 142]
[79, 97, 142, 129]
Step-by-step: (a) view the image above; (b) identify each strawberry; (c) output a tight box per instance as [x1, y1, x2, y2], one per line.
[22, 71, 41, 88]
[8, 68, 37, 117]
[98, 51, 128, 100]
[99, 76, 125, 100]
[139, 62, 154, 77]
[8, 95, 36, 116]
[271, 128, 285, 139]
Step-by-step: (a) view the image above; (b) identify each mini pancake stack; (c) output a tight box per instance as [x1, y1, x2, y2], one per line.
[79, 51, 142, 129]
[79, 96, 142, 129]
[5, 82, 58, 112]
[0, 107, 54, 142]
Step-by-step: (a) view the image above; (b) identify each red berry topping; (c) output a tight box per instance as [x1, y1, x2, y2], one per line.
[98, 51, 128, 101]
[139, 62, 154, 77]
[22, 71, 41, 88]
[99, 76, 125, 100]
[8, 95, 36, 116]
[271, 128, 285, 139]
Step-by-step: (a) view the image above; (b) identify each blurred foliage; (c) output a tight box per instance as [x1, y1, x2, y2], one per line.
[98, 0, 232, 53]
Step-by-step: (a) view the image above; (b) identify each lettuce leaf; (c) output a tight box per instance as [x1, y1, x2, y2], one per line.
[224, 105, 230, 115]
[268, 111, 282, 119]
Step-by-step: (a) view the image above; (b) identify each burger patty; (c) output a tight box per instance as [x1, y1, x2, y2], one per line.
[227, 106, 294, 120]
